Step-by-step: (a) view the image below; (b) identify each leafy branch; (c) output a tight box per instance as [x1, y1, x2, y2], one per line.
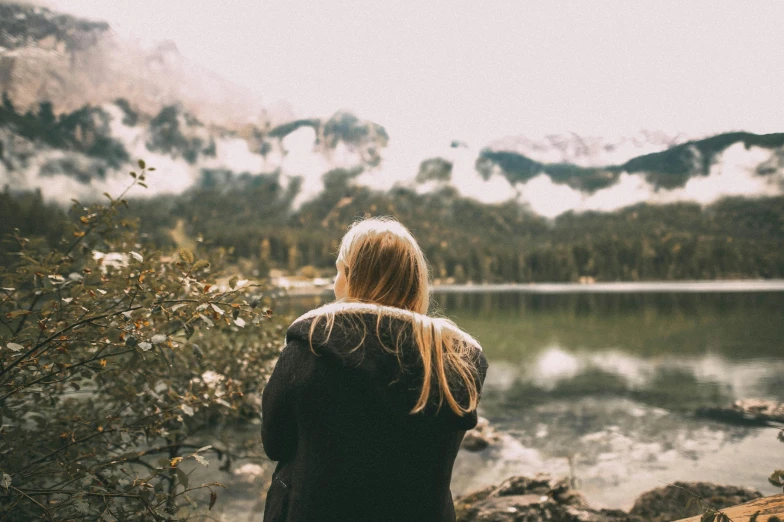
[0, 161, 283, 520]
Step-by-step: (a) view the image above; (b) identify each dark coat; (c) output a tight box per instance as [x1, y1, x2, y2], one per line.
[261, 302, 489, 522]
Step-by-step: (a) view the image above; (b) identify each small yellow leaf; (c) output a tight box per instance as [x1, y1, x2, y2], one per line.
[192, 260, 210, 271]
[179, 249, 194, 264]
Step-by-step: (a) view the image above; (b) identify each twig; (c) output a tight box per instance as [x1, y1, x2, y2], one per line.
[11, 294, 39, 335]
[9, 486, 54, 521]
[0, 305, 143, 380]
[15, 429, 115, 474]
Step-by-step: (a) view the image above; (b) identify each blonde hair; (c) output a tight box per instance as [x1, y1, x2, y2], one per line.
[308, 217, 480, 416]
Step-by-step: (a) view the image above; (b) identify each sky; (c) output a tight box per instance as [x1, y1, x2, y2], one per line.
[46, 0, 784, 147]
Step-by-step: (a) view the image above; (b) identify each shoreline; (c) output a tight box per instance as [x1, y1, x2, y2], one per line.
[278, 278, 784, 297]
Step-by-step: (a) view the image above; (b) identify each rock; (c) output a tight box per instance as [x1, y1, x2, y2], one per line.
[461, 432, 491, 452]
[462, 416, 501, 452]
[455, 474, 765, 522]
[697, 398, 784, 426]
[674, 493, 784, 522]
[454, 473, 635, 522]
[629, 481, 762, 522]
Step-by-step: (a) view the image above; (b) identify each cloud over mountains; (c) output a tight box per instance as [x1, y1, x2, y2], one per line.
[1, 1, 783, 217]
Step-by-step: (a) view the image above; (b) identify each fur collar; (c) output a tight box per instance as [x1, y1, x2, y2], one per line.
[290, 301, 482, 351]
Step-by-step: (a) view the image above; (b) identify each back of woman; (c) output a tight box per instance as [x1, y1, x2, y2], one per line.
[261, 218, 489, 522]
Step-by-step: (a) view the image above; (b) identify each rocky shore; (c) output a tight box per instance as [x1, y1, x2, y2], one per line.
[457, 410, 777, 521]
[454, 474, 762, 522]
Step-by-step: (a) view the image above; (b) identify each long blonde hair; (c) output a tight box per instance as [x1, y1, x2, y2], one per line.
[308, 217, 480, 416]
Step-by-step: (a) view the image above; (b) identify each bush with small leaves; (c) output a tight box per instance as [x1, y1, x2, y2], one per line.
[0, 164, 284, 521]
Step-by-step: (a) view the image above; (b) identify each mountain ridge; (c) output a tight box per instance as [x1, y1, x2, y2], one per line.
[477, 131, 784, 194]
[1, 0, 783, 217]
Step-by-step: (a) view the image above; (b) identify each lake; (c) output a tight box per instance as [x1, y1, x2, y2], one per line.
[201, 287, 784, 519]
[438, 290, 784, 509]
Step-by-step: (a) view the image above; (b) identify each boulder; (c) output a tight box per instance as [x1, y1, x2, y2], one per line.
[462, 416, 501, 452]
[454, 473, 634, 522]
[455, 475, 764, 522]
[674, 493, 784, 521]
[629, 481, 762, 522]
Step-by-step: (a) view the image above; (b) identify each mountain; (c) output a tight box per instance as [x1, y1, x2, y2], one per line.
[484, 131, 686, 168]
[0, 1, 264, 127]
[0, 95, 388, 202]
[477, 132, 784, 193]
[1, 0, 783, 220]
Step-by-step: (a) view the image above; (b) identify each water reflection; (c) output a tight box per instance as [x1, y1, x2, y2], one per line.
[438, 291, 784, 359]
[437, 291, 784, 507]
[485, 348, 784, 412]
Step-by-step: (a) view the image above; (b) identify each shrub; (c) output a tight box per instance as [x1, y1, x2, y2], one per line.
[0, 164, 283, 520]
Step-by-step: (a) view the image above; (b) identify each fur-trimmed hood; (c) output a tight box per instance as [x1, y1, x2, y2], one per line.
[288, 301, 482, 352]
[283, 300, 487, 426]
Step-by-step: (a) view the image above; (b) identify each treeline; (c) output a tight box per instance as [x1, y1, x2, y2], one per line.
[5, 174, 784, 282]
[0, 187, 70, 264]
[4, 176, 784, 282]
[120, 172, 784, 281]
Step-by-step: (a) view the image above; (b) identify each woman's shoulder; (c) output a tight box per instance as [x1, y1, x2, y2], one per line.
[285, 301, 483, 352]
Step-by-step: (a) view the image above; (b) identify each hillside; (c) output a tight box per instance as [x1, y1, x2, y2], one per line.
[2, 92, 783, 216]
[0, 96, 388, 201]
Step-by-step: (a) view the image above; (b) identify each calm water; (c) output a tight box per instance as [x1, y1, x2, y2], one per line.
[197, 290, 784, 520]
[437, 291, 784, 509]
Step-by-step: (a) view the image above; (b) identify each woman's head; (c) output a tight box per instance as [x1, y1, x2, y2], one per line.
[314, 217, 480, 417]
[334, 217, 430, 314]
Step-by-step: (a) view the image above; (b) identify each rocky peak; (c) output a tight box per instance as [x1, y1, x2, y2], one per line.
[0, 2, 264, 128]
[0, 2, 108, 52]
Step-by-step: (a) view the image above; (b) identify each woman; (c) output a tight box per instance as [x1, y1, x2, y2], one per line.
[261, 217, 488, 522]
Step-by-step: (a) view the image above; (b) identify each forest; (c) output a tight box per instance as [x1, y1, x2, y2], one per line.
[3, 175, 784, 284]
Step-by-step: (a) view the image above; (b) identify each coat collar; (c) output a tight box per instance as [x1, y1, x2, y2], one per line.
[290, 300, 482, 351]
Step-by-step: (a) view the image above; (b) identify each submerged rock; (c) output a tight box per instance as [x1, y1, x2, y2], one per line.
[461, 416, 501, 452]
[629, 481, 762, 522]
[454, 474, 762, 522]
[697, 398, 784, 426]
[454, 473, 633, 522]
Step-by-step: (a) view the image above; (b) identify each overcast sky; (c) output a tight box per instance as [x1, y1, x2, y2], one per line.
[48, 0, 784, 146]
